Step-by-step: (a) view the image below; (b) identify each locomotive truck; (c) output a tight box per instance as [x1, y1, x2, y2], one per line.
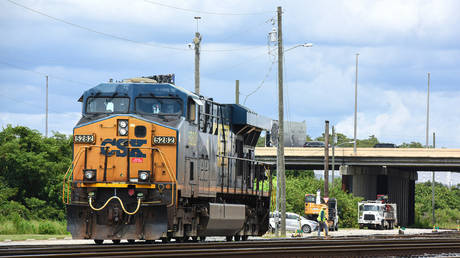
[63, 75, 272, 244]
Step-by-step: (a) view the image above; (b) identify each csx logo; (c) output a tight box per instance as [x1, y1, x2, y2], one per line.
[100, 139, 146, 158]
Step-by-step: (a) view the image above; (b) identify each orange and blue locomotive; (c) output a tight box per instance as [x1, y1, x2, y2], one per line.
[64, 75, 272, 244]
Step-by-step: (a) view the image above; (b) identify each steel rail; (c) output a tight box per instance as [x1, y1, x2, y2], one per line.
[1, 237, 460, 257]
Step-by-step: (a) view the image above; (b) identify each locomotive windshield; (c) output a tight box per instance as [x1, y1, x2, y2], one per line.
[86, 97, 129, 114]
[136, 98, 182, 116]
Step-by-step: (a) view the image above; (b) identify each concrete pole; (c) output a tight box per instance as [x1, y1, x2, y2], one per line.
[275, 156, 279, 237]
[45, 75, 48, 138]
[235, 80, 240, 104]
[426, 73, 430, 148]
[194, 32, 201, 95]
[324, 121, 330, 198]
[276, 6, 286, 237]
[331, 125, 336, 185]
[354, 53, 359, 154]
[425, 73, 435, 226]
[432, 132, 436, 226]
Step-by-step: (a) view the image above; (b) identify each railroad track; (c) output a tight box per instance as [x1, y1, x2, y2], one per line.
[1, 236, 459, 257]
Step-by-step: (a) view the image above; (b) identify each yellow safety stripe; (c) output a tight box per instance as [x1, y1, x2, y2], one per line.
[78, 182, 158, 189]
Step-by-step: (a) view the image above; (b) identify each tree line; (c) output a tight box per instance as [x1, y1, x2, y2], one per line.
[0, 125, 458, 232]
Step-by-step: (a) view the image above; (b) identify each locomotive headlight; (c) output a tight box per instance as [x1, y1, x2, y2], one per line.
[119, 120, 128, 128]
[138, 171, 149, 182]
[119, 128, 128, 136]
[84, 169, 96, 181]
[118, 119, 129, 136]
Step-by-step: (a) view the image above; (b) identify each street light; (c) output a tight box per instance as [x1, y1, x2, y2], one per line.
[284, 43, 313, 52]
[354, 53, 359, 154]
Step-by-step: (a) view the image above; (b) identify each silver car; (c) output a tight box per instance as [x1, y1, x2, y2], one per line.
[269, 212, 318, 233]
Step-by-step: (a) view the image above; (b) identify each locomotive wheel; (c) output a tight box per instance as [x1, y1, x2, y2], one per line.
[198, 236, 206, 242]
[94, 239, 104, 245]
[226, 236, 233, 242]
[160, 237, 170, 243]
[145, 240, 154, 244]
[127, 239, 135, 244]
[191, 236, 198, 242]
[234, 236, 241, 241]
[112, 239, 121, 244]
[241, 236, 248, 241]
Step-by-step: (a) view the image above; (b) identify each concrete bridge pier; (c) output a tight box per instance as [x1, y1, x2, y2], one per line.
[341, 166, 417, 227]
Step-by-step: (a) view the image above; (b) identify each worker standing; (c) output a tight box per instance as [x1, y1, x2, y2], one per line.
[317, 207, 329, 236]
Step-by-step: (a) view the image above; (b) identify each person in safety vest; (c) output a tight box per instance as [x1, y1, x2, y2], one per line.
[317, 207, 328, 236]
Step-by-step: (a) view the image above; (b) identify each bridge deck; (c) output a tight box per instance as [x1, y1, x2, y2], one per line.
[255, 147, 460, 171]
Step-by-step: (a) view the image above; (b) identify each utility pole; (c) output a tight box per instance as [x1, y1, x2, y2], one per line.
[276, 6, 286, 237]
[425, 72, 435, 226]
[426, 72, 430, 148]
[275, 153, 280, 237]
[324, 121, 330, 198]
[45, 75, 48, 138]
[354, 53, 359, 154]
[331, 125, 336, 185]
[193, 17, 202, 95]
[235, 80, 240, 104]
[432, 132, 436, 226]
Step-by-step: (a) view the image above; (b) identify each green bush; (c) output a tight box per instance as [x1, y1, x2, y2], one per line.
[269, 170, 362, 228]
[415, 182, 460, 229]
[12, 215, 37, 234]
[38, 221, 56, 234]
[0, 221, 16, 234]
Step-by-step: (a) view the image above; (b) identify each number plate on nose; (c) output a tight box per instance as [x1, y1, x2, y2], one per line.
[153, 136, 176, 145]
[74, 134, 95, 144]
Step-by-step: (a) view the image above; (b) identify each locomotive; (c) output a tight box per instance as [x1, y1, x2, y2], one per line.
[63, 75, 272, 244]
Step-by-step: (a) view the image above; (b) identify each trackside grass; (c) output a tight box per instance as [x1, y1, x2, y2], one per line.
[0, 219, 68, 235]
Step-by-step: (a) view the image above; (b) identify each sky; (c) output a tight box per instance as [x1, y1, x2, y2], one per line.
[1, 1, 460, 148]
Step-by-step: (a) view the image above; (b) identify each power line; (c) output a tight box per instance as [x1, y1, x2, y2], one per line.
[243, 59, 276, 104]
[142, 0, 274, 16]
[0, 92, 62, 114]
[0, 60, 94, 86]
[6, 0, 264, 53]
[6, 0, 186, 51]
[215, 19, 271, 43]
[203, 50, 269, 78]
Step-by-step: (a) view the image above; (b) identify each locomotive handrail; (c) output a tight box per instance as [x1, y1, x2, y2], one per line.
[88, 196, 142, 215]
[216, 154, 270, 164]
[62, 146, 87, 204]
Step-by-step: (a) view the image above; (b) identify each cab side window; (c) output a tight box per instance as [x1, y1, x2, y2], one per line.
[187, 98, 197, 123]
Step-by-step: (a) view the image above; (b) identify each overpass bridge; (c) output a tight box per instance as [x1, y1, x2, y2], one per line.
[255, 147, 460, 227]
[255, 147, 460, 171]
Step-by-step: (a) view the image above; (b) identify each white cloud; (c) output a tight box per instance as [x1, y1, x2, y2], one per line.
[335, 89, 460, 148]
[1, 0, 460, 150]
[284, 0, 460, 46]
